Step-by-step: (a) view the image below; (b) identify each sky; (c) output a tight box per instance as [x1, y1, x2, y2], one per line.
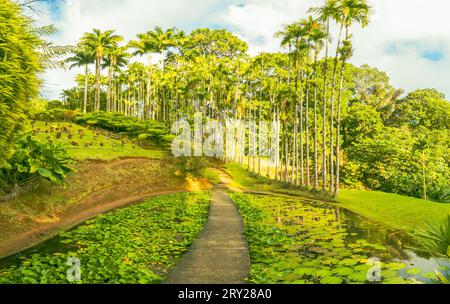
[33, 0, 450, 100]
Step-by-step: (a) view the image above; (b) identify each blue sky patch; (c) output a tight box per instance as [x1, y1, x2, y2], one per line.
[421, 50, 444, 61]
[385, 40, 445, 62]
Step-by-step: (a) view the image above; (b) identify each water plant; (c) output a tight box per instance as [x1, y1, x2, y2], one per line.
[0, 192, 211, 284]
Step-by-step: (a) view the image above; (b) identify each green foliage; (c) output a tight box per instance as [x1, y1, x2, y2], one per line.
[389, 89, 450, 130]
[0, 192, 211, 284]
[344, 126, 450, 203]
[173, 157, 209, 178]
[0, 0, 43, 165]
[414, 215, 450, 258]
[0, 135, 73, 195]
[31, 121, 164, 161]
[35, 108, 80, 122]
[74, 112, 171, 148]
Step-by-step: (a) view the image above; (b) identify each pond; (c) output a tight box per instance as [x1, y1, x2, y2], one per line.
[0, 192, 212, 284]
[0, 191, 448, 284]
[229, 192, 450, 284]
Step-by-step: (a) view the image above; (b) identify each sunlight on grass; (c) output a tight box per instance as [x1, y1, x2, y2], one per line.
[31, 121, 165, 161]
[337, 190, 450, 233]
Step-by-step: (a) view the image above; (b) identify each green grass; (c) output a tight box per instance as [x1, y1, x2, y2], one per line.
[225, 162, 450, 234]
[31, 121, 165, 161]
[0, 191, 211, 284]
[201, 168, 221, 185]
[337, 190, 450, 233]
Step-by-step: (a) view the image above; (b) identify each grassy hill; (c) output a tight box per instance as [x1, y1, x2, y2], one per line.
[31, 121, 164, 161]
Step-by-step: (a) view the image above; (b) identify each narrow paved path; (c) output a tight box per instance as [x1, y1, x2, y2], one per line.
[165, 186, 250, 284]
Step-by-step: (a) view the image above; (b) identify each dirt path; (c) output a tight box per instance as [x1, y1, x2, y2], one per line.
[165, 185, 250, 284]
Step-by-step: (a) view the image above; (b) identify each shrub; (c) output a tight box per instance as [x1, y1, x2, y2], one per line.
[74, 112, 171, 148]
[173, 157, 208, 178]
[0, 135, 74, 199]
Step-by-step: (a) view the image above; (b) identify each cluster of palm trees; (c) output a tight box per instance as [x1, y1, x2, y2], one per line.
[63, 0, 371, 196]
[275, 0, 371, 195]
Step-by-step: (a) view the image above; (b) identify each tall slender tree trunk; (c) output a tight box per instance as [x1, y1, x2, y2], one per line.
[322, 19, 330, 192]
[107, 64, 113, 112]
[335, 27, 349, 197]
[313, 54, 319, 191]
[330, 23, 344, 193]
[83, 64, 89, 113]
[95, 56, 101, 111]
[305, 67, 310, 187]
[299, 70, 305, 186]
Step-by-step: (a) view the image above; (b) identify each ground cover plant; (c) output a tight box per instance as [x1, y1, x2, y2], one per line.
[0, 192, 211, 284]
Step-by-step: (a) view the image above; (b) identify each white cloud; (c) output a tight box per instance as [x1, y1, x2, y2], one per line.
[222, 0, 450, 98]
[39, 0, 450, 99]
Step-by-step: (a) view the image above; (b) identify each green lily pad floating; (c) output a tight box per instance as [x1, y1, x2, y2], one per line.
[347, 271, 368, 283]
[422, 272, 437, 280]
[293, 267, 316, 276]
[332, 267, 354, 276]
[383, 277, 408, 284]
[341, 258, 358, 266]
[385, 262, 407, 271]
[405, 268, 422, 275]
[320, 276, 344, 284]
[316, 268, 333, 278]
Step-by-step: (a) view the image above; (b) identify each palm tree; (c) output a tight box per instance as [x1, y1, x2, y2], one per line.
[81, 29, 123, 111]
[301, 16, 321, 187]
[129, 27, 178, 119]
[147, 26, 177, 72]
[103, 46, 130, 112]
[309, 0, 340, 192]
[65, 47, 95, 113]
[310, 24, 327, 191]
[335, 0, 371, 196]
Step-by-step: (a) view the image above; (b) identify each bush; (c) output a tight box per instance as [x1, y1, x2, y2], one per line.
[74, 112, 171, 148]
[0, 135, 74, 199]
[173, 157, 208, 178]
[35, 108, 80, 122]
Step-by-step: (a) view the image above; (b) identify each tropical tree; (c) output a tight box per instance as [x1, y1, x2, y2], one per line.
[65, 47, 95, 113]
[334, 0, 371, 195]
[0, 0, 48, 164]
[103, 46, 130, 112]
[310, 22, 327, 190]
[309, 0, 340, 192]
[81, 29, 123, 111]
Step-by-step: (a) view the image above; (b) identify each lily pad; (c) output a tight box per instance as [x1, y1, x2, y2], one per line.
[320, 276, 344, 284]
[332, 267, 354, 276]
[405, 268, 422, 275]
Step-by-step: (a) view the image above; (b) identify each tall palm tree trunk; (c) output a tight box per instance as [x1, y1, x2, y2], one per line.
[107, 65, 113, 112]
[322, 19, 330, 192]
[95, 56, 101, 111]
[330, 23, 344, 192]
[83, 64, 88, 113]
[335, 27, 349, 196]
[313, 54, 319, 191]
[305, 69, 310, 187]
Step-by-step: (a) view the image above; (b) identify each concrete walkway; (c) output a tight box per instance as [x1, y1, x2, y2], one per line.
[165, 187, 250, 284]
